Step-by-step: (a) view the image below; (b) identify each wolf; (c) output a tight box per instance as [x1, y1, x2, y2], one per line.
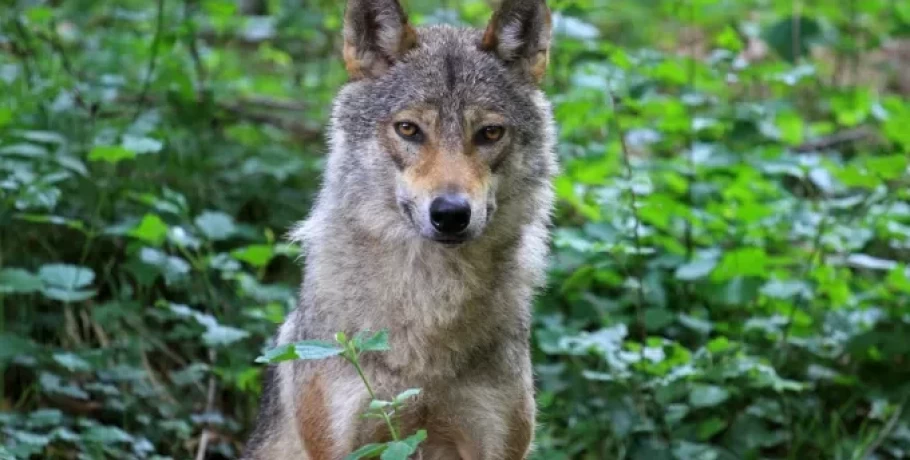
[241, 0, 556, 458]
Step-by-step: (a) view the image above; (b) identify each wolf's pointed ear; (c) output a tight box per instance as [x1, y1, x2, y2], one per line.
[481, 0, 552, 84]
[342, 0, 417, 80]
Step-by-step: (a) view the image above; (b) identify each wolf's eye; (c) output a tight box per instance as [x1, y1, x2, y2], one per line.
[476, 125, 505, 145]
[395, 122, 422, 141]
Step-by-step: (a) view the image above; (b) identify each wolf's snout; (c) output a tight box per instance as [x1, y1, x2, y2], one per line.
[429, 195, 471, 235]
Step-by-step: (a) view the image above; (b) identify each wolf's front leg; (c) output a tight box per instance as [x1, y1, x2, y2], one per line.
[292, 367, 370, 460]
[438, 381, 536, 460]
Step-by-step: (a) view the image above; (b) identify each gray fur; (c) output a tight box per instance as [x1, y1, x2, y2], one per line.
[242, 1, 556, 458]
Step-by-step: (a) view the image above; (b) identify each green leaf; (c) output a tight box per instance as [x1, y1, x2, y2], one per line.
[121, 135, 163, 154]
[0, 268, 43, 294]
[675, 258, 717, 281]
[706, 337, 732, 354]
[255, 343, 297, 364]
[393, 388, 422, 405]
[138, 248, 191, 285]
[83, 425, 133, 444]
[696, 417, 728, 440]
[368, 400, 393, 410]
[345, 443, 387, 460]
[689, 385, 730, 408]
[40, 287, 97, 302]
[0, 143, 48, 157]
[774, 111, 804, 146]
[15, 214, 86, 232]
[231, 244, 275, 268]
[88, 145, 136, 164]
[294, 341, 345, 360]
[195, 211, 237, 241]
[38, 264, 95, 289]
[129, 214, 169, 246]
[0, 107, 12, 129]
[53, 353, 92, 372]
[357, 330, 391, 353]
[202, 323, 250, 347]
[762, 16, 823, 63]
[712, 248, 769, 281]
[0, 333, 37, 365]
[760, 279, 810, 299]
[380, 430, 427, 460]
[255, 340, 343, 364]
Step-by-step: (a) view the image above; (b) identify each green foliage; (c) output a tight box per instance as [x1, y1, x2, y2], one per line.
[256, 329, 425, 458]
[2, 0, 910, 459]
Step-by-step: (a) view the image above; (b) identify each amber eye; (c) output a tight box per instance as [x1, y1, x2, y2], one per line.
[394, 122, 422, 140]
[476, 125, 505, 144]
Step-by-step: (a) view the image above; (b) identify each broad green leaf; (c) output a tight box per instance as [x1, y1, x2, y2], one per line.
[255, 340, 343, 364]
[202, 323, 251, 347]
[255, 343, 297, 364]
[0, 333, 37, 365]
[0, 268, 43, 294]
[294, 341, 345, 360]
[195, 211, 237, 241]
[121, 135, 163, 154]
[689, 385, 730, 408]
[762, 16, 822, 63]
[38, 264, 94, 289]
[675, 258, 717, 281]
[139, 248, 191, 285]
[760, 279, 810, 299]
[696, 417, 728, 440]
[774, 111, 804, 146]
[129, 214, 169, 246]
[14, 130, 65, 144]
[357, 330, 391, 353]
[40, 287, 97, 302]
[862, 154, 908, 181]
[712, 248, 769, 281]
[380, 430, 427, 460]
[0, 107, 12, 128]
[0, 143, 47, 157]
[83, 425, 133, 444]
[53, 353, 92, 372]
[231, 244, 275, 268]
[345, 443, 387, 460]
[88, 145, 135, 164]
[706, 337, 732, 354]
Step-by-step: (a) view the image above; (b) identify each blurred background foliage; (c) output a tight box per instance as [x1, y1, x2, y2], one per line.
[1, 0, 910, 458]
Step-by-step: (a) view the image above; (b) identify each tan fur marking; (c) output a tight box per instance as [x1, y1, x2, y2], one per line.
[400, 23, 418, 53]
[529, 50, 550, 84]
[504, 396, 534, 460]
[531, 8, 553, 84]
[298, 374, 335, 459]
[480, 16, 499, 51]
[406, 144, 488, 198]
[343, 41, 366, 80]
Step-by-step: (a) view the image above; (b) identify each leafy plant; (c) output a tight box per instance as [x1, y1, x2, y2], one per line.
[256, 330, 426, 460]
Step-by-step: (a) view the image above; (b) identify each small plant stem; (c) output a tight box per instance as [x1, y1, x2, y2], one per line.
[347, 351, 399, 441]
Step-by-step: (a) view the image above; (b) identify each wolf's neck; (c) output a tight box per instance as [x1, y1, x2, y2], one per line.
[300, 209, 524, 321]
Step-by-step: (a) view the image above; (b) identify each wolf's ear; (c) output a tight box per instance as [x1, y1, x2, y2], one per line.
[342, 0, 418, 79]
[481, 0, 552, 84]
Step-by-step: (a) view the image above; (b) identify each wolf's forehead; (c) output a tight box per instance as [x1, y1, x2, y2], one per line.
[397, 26, 509, 104]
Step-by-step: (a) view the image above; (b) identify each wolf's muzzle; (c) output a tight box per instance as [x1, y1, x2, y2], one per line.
[429, 194, 471, 238]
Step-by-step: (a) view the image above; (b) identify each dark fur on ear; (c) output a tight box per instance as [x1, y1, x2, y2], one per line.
[481, 0, 552, 84]
[343, 0, 418, 79]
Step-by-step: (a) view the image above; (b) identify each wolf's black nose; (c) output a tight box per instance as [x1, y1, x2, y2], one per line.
[430, 195, 471, 235]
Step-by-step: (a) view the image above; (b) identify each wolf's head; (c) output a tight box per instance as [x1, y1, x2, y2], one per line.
[319, 0, 554, 247]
